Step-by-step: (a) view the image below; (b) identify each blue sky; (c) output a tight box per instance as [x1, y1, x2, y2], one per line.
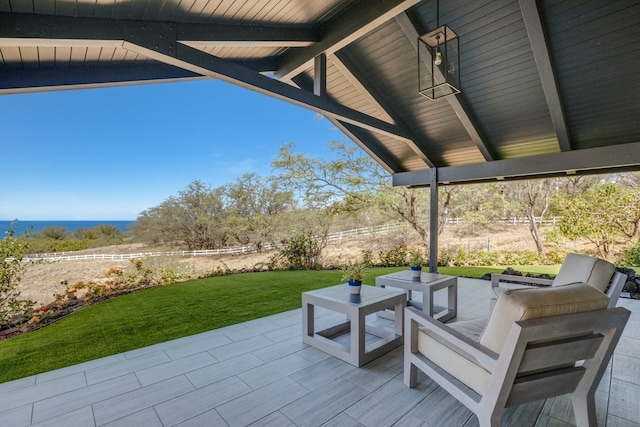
[0, 79, 345, 220]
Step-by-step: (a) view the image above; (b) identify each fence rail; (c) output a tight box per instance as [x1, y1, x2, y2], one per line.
[21, 218, 556, 263]
[22, 223, 404, 262]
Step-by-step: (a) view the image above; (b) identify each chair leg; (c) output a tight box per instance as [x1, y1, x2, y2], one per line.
[476, 412, 501, 427]
[571, 392, 597, 427]
[404, 360, 417, 388]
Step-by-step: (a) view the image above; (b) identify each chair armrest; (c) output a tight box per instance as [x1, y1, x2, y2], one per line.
[405, 306, 499, 370]
[606, 271, 626, 308]
[491, 273, 553, 289]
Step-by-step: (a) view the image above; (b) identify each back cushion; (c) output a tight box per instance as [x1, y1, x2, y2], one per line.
[479, 283, 610, 354]
[552, 253, 615, 292]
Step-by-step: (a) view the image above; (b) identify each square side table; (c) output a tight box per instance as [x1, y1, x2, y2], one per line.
[302, 284, 406, 367]
[376, 271, 457, 322]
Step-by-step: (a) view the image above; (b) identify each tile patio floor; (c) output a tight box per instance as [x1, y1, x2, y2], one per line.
[0, 278, 638, 427]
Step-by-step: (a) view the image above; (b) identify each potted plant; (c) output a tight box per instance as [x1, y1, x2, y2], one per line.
[409, 249, 425, 280]
[341, 262, 367, 295]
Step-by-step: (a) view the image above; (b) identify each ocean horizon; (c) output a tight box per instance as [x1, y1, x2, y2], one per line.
[1, 220, 135, 236]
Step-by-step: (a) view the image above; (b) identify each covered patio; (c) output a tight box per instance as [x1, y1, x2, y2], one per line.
[0, 278, 638, 426]
[2, 1, 640, 425]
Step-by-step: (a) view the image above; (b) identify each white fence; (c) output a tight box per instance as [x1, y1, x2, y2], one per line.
[22, 223, 403, 262]
[21, 218, 554, 263]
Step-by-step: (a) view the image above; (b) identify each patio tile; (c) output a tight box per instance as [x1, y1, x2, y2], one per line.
[123, 335, 196, 359]
[319, 412, 364, 426]
[405, 386, 474, 427]
[85, 351, 170, 385]
[35, 353, 126, 384]
[0, 403, 32, 427]
[31, 406, 95, 427]
[607, 414, 640, 427]
[0, 372, 86, 413]
[208, 335, 274, 361]
[281, 378, 368, 427]
[238, 353, 314, 389]
[102, 408, 163, 427]
[289, 355, 356, 391]
[31, 373, 140, 423]
[532, 413, 573, 427]
[216, 377, 309, 427]
[0, 375, 35, 393]
[296, 345, 332, 363]
[222, 320, 282, 342]
[344, 377, 429, 427]
[615, 335, 640, 359]
[249, 410, 296, 427]
[185, 353, 265, 389]
[135, 351, 216, 386]
[174, 410, 229, 427]
[164, 333, 232, 360]
[612, 353, 640, 386]
[252, 335, 307, 363]
[609, 378, 640, 424]
[92, 375, 194, 425]
[263, 322, 302, 342]
[155, 376, 251, 426]
[342, 353, 403, 392]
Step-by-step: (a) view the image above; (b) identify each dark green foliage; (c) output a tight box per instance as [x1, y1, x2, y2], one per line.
[0, 226, 34, 325]
[378, 244, 408, 267]
[271, 231, 323, 270]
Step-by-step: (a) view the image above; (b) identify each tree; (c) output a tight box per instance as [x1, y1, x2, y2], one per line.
[224, 173, 293, 250]
[502, 179, 556, 256]
[1, 225, 33, 325]
[558, 183, 640, 259]
[133, 180, 229, 250]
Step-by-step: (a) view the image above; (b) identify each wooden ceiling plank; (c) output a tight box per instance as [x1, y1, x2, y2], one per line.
[332, 50, 435, 168]
[519, 0, 572, 152]
[395, 12, 497, 162]
[274, 0, 421, 82]
[292, 72, 401, 173]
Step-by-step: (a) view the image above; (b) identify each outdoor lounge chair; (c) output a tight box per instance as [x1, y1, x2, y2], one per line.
[491, 253, 626, 308]
[404, 283, 630, 427]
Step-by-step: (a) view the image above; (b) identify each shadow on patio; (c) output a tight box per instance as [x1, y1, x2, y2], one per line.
[0, 278, 638, 426]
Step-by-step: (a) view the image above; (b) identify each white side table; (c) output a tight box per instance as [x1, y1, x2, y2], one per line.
[302, 284, 406, 367]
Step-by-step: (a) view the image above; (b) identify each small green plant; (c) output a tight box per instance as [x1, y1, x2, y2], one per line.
[409, 249, 425, 268]
[341, 262, 367, 283]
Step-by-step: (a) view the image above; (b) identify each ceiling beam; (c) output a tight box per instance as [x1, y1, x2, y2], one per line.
[519, 0, 572, 152]
[395, 12, 497, 162]
[122, 38, 414, 143]
[0, 64, 202, 95]
[393, 141, 640, 186]
[291, 73, 402, 173]
[332, 50, 435, 168]
[274, 0, 421, 82]
[0, 12, 319, 47]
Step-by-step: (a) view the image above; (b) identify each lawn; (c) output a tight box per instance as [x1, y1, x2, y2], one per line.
[0, 265, 559, 383]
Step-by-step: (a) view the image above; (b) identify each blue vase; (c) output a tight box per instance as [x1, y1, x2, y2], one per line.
[348, 279, 362, 294]
[410, 266, 422, 280]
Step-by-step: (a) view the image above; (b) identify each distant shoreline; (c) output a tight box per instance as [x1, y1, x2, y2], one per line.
[1, 220, 135, 236]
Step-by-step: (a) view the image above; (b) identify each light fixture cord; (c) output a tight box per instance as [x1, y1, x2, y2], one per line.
[436, 0, 440, 28]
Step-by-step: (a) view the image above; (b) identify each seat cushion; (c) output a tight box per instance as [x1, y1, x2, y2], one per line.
[418, 326, 491, 395]
[479, 283, 610, 355]
[552, 253, 615, 292]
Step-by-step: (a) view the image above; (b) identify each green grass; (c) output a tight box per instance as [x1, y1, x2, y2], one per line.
[0, 265, 559, 383]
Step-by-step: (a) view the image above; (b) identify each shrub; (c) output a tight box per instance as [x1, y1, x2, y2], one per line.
[378, 244, 408, 267]
[271, 231, 322, 270]
[620, 243, 640, 267]
[1, 227, 34, 327]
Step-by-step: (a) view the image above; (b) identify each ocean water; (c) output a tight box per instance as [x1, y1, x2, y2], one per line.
[1, 220, 135, 237]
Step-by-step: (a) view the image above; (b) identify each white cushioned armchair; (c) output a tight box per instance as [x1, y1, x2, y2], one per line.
[404, 283, 630, 427]
[491, 253, 626, 308]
